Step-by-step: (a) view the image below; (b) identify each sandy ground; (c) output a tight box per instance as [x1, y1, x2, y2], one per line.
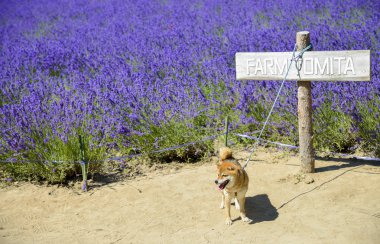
[1, 149, 380, 244]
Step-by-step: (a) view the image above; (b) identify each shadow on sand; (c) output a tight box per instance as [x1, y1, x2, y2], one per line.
[315, 156, 380, 173]
[245, 194, 278, 224]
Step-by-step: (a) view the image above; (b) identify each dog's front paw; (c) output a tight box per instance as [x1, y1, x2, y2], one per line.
[220, 202, 225, 209]
[241, 216, 252, 223]
[225, 218, 233, 225]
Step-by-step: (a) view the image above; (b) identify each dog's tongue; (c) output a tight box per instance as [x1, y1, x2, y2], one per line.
[218, 180, 229, 190]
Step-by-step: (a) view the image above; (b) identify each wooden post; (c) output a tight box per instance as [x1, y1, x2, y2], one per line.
[224, 116, 229, 147]
[79, 135, 88, 191]
[296, 31, 315, 173]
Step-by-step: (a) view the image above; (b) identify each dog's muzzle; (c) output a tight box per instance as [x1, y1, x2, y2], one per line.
[215, 179, 230, 190]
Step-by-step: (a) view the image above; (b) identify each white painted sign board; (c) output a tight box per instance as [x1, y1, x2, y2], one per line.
[236, 50, 370, 81]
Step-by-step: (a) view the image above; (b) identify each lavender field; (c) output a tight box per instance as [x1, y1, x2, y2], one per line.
[1, 0, 379, 182]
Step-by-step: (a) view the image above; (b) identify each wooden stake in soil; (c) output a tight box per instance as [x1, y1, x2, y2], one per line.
[224, 116, 229, 147]
[296, 31, 315, 173]
[79, 135, 88, 191]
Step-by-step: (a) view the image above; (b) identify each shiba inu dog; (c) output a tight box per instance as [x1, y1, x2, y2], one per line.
[215, 147, 252, 225]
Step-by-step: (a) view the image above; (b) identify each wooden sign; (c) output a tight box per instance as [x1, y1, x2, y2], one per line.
[235, 31, 372, 174]
[236, 50, 371, 81]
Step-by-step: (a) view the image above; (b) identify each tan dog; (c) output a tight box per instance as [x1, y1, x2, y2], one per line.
[215, 147, 251, 225]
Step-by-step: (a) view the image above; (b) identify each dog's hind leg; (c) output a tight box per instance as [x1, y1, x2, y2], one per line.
[237, 190, 252, 223]
[237, 196, 251, 223]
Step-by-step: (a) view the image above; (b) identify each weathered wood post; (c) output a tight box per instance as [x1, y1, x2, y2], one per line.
[79, 135, 88, 191]
[224, 116, 229, 147]
[296, 31, 315, 173]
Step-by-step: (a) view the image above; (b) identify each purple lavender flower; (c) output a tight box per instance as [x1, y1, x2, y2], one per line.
[0, 0, 378, 161]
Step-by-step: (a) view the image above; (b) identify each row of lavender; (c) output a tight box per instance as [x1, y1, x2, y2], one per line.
[1, 0, 379, 176]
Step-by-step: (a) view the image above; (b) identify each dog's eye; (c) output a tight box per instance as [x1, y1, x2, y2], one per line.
[222, 174, 227, 177]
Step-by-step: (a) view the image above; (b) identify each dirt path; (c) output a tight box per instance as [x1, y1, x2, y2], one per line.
[1, 149, 379, 244]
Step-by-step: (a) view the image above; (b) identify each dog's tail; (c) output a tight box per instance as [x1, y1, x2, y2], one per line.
[219, 147, 233, 160]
